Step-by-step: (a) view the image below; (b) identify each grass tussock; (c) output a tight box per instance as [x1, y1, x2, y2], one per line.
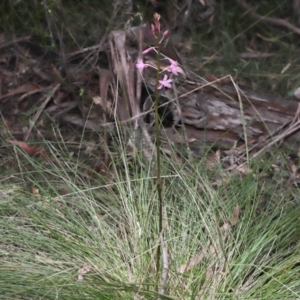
[0, 134, 300, 299]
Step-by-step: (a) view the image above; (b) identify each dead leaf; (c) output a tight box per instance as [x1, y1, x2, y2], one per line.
[205, 149, 221, 167]
[92, 95, 113, 113]
[0, 82, 40, 101]
[77, 264, 91, 282]
[32, 187, 39, 195]
[0, 66, 14, 77]
[237, 164, 252, 175]
[219, 221, 231, 233]
[8, 140, 42, 156]
[231, 204, 240, 226]
[7, 139, 49, 158]
[18, 62, 29, 74]
[178, 247, 206, 274]
[294, 87, 300, 100]
[290, 163, 297, 176]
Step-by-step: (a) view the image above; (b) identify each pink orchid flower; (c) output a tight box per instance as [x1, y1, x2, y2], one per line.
[136, 58, 149, 73]
[157, 75, 173, 89]
[167, 58, 180, 76]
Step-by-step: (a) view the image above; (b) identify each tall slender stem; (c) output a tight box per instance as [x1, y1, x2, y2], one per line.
[154, 26, 163, 279]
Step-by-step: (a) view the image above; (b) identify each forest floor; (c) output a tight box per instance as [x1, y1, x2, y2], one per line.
[0, 1, 300, 299]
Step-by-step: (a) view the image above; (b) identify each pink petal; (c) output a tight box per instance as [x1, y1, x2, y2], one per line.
[151, 24, 155, 35]
[168, 58, 177, 66]
[136, 58, 148, 72]
[154, 21, 161, 33]
[161, 74, 168, 82]
[168, 66, 176, 75]
[142, 47, 155, 55]
[164, 81, 173, 88]
[163, 30, 169, 38]
[167, 59, 180, 76]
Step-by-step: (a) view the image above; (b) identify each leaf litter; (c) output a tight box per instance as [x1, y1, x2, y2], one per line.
[1, 26, 300, 195]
